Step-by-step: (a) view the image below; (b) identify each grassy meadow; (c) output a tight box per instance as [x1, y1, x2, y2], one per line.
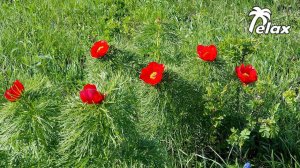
[0, 0, 299, 167]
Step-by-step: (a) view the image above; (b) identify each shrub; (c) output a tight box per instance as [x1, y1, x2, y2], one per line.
[0, 75, 59, 166]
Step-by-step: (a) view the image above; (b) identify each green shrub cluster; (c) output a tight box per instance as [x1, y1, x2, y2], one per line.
[0, 0, 299, 167]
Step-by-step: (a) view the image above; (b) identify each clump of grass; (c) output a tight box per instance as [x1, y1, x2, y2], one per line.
[0, 75, 60, 166]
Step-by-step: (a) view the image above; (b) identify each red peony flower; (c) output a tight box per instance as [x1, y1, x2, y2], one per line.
[140, 62, 165, 86]
[4, 80, 25, 102]
[80, 84, 105, 104]
[90, 40, 109, 58]
[197, 44, 218, 61]
[236, 64, 258, 85]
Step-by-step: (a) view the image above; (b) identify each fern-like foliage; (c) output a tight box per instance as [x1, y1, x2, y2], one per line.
[0, 75, 59, 167]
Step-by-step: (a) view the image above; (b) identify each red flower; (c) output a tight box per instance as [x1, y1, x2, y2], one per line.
[236, 64, 258, 85]
[90, 40, 109, 58]
[197, 44, 217, 61]
[79, 84, 105, 104]
[140, 62, 165, 86]
[4, 80, 24, 102]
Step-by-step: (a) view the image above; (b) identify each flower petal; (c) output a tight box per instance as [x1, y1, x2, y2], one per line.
[83, 84, 97, 90]
[80, 84, 105, 104]
[140, 62, 164, 85]
[14, 80, 24, 93]
[90, 40, 109, 58]
[197, 44, 217, 61]
[4, 91, 17, 102]
[80, 90, 89, 103]
[92, 92, 105, 104]
[236, 64, 258, 85]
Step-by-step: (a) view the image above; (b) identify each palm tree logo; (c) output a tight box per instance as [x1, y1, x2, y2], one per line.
[248, 7, 271, 33]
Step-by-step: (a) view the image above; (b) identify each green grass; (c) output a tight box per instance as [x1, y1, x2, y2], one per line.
[0, 0, 299, 167]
